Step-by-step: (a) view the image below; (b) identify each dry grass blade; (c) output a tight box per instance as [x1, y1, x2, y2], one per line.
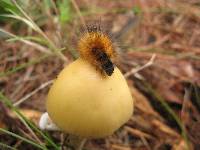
[14, 80, 53, 106]
[124, 54, 156, 78]
[70, 0, 86, 27]
[0, 28, 51, 54]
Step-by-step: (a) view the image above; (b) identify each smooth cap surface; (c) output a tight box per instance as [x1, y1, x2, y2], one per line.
[47, 58, 133, 138]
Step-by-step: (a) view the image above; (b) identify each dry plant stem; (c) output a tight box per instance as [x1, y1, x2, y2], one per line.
[69, 136, 86, 150]
[0, 28, 51, 54]
[140, 136, 151, 150]
[50, 0, 59, 16]
[76, 138, 86, 150]
[181, 88, 191, 121]
[19, 128, 39, 144]
[61, 133, 66, 150]
[125, 126, 151, 150]
[124, 54, 156, 78]
[14, 80, 54, 106]
[70, 0, 86, 27]
[20, 39, 52, 54]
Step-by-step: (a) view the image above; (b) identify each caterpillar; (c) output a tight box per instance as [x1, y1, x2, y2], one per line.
[78, 24, 116, 76]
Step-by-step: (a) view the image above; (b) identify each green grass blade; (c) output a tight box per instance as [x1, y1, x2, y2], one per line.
[0, 54, 48, 77]
[0, 142, 17, 150]
[58, 0, 72, 23]
[7, 36, 49, 46]
[21, 116, 60, 149]
[0, 14, 36, 30]
[0, 128, 47, 150]
[0, 48, 66, 77]
[0, 92, 60, 150]
[0, 0, 19, 15]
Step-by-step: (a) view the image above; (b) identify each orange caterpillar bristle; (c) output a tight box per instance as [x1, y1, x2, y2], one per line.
[78, 24, 116, 76]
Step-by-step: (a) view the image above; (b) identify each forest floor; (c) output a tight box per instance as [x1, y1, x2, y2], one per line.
[0, 0, 200, 149]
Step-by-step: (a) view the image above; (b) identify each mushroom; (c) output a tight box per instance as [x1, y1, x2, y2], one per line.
[46, 58, 134, 138]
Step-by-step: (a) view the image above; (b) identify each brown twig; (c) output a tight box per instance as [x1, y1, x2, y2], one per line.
[124, 54, 156, 78]
[13, 80, 53, 106]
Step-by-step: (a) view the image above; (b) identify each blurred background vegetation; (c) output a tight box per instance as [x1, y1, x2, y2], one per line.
[0, 0, 200, 149]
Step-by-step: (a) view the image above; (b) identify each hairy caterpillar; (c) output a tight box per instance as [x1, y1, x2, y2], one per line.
[78, 24, 116, 76]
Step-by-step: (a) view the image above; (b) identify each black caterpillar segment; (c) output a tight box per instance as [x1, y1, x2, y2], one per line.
[101, 60, 114, 76]
[91, 47, 114, 76]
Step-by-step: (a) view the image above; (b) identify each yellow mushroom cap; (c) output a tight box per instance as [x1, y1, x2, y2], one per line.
[46, 58, 134, 138]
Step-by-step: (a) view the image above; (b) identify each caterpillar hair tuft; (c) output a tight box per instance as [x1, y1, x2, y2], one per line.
[78, 23, 116, 76]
